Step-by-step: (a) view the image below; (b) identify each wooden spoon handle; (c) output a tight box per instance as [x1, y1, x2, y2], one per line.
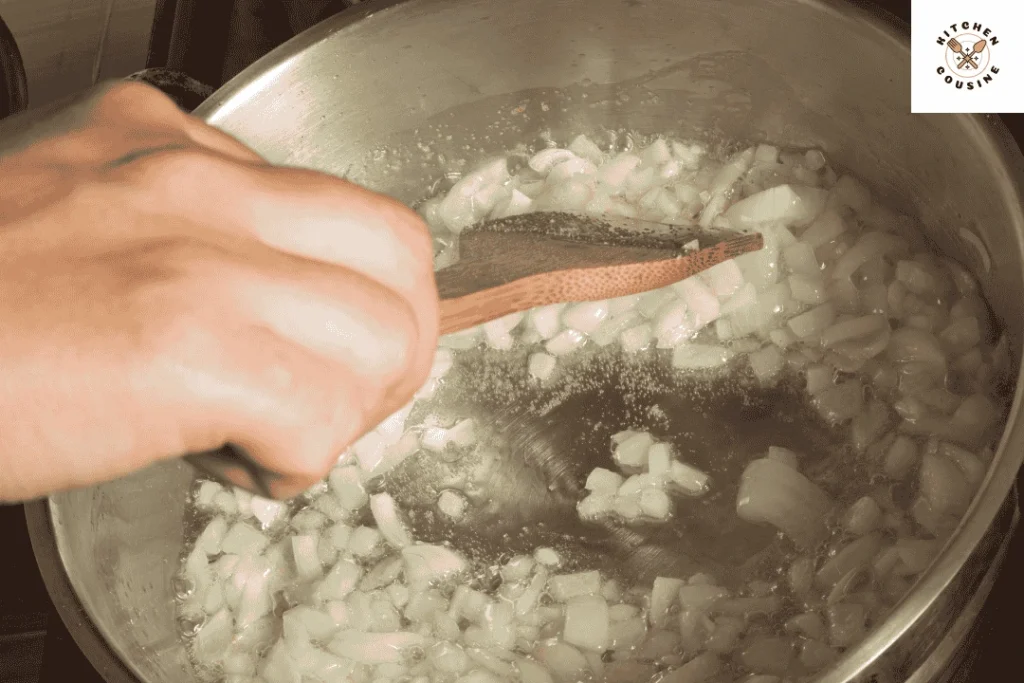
[438, 232, 762, 335]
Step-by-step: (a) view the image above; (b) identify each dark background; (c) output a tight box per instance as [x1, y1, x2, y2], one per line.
[1, 0, 1022, 682]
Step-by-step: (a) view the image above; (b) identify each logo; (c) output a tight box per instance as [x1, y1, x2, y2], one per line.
[936, 22, 1001, 91]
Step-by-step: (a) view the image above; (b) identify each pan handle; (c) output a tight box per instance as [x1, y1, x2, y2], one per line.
[0, 12, 29, 118]
[124, 67, 213, 113]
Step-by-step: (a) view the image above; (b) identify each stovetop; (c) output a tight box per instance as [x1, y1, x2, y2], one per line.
[1, 1, 1023, 682]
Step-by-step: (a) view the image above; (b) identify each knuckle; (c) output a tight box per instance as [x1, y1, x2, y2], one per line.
[123, 148, 237, 198]
[92, 81, 181, 122]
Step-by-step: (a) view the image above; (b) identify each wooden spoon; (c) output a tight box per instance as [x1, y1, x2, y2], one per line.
[436, 211, 763, 335]
[187, 211, 763, 496]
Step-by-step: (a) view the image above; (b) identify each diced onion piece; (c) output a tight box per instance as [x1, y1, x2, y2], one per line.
[702, 259, 745, 297]
[811, 380, 864, 424]
[221, 522, 269, 556]
[672, 344, 735, 370]
[326, 630, 427, 664]
[832, 232, 906, 281]
[678, 278, 721, 328]
[844, 496, 883, 536]
[534, 547, 562, 567]
[614, 432, 654, 468]
[804, 364, 834, 395]
[196, 516, 229, 556]
[402, 544, 469, 591]
[547, 571, 601, 602]
[291, 535, 322, 581]
[647, 443, 673, 477]
[787, 303, 836, 339]
[917, 451, 973, 517]
[329, 466, 367, 511]
[563, 595, 610, 651]
[562, 301, 610, 334]
[620, 324, 654, 353]
[660, 652, 722, 683]
[650, 577, 685, 628]
[895, 538, 940, 574]
[529, 147, 576, 174]
[370, 493, 412, 549]
[534, 641, 589, 683]
[782, 242, 820, 275]
[816, 533, 884, 588]
[529, 304, 565, 340]
[348, 526, 381, 557]
[748, 346, 784, 384]
[640, 488, 672, 519]
[545, 328, 587, 356]
[766, 446, 799, 471]
[801, 210, 846, 248]
[740, 637, 794, 676]
[437, 490, 468, 520]
[195, 480, 223, 511]
[669, 460, 710, 496]
[528, 352, 557, 382]
[887, 327, 947, 368]
[585, 467, 625, 493]
[316, 559, 361, 601]
[827, 603, 867, 648]
[724, 184, 827, 228]
[821, 314, 887, 348]
[787, 274, 827, 304]
[737, 458, 833, 549]
[677, 583, 729, 611]
[720, 282, 757, 316]
[569, 134, 604, 164]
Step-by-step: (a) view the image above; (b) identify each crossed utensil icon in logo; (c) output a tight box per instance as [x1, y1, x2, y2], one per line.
[948, 37, 987, 70]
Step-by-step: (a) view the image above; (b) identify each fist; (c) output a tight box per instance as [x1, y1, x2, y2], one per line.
[0, 82, 439, 501]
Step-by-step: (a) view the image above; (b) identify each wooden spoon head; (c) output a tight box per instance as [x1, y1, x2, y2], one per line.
[436, 212, 763, 335]
[974, 39, 987, 52]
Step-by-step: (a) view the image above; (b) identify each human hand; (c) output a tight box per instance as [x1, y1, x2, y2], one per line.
[0, 81, 439, 502]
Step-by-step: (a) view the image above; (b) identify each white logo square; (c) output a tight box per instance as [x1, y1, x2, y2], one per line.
[911, 0, 1024, 113]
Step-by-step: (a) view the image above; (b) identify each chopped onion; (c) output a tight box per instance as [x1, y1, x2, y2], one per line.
[702, 259, 745, 297]
[660, 652, 722, 683]
[329, 467, 367, 511]
[326, 630, 427, 664]
[800, 210, 846, 248]
[221, 522, 269, 556]
[672, 344, 735, 370]
[529, 304, 565, 340]
[558, 301, 607, 334]
[370, 493, 412, 549]
[545, 328, 587, 356]
[787, 303, 836, 339]
[613, 432, 654, 468]
[402, 544, 469, 591]
[748, 346, 785, 384]
[568, 135, 604, 164]
[816, 533, 884, 588]
[533, 641, 589, 683]
[725, 184, 827, 228]
[737, 458, 833, 549]
[585, 467, 625, 493]
[437, 490, 468, 520]
[547, 571, 601, 602]
[563, 595, 609, 651]
[832, 232, 906, 281]
[811, 380, 864, 424]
